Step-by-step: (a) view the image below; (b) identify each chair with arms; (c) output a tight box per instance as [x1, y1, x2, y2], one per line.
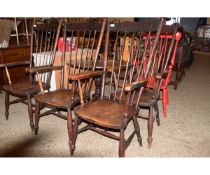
[134, 23, 181, 148]
[111, 19, 178, 148]
[70, 19, 164, 157]
[30, 20, 107, 154]
[0, 20, 62, 130]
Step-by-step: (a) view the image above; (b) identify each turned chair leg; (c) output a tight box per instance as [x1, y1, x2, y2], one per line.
[154, 103, 160, 126]
[133, 116, 142, 147]
[119, 127, 125, 157]
[72, 114, 79, 152]
[34, 101, 40, 135]
[5, 92, 9, 120]
[67, 108, 75, 156]
[147, 106, 154, 148]
[27, 95, 34, 130]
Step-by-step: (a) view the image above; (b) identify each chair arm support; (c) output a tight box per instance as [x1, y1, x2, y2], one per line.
[69, 71, 104, 81]
[155, 71, 168, 80]
[124, 80, 147, 92]
[26, 65, 63, 74]
[0, 60, 30, 68]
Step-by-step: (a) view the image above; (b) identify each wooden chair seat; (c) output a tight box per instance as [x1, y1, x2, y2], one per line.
[2, 80, 50, 97]
[34, 89, 83, 109]
[74, 98, 137, 129]
[114, 89, 158, 107]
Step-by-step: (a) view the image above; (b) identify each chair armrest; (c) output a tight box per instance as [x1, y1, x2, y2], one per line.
[155, 71, 168, 80]
[69, 71, 104, 81]
[124, 80, 147, 92]
[107, 64, 127, 73]
[26, 65, 63, 74]
[0, 60, 30, 68]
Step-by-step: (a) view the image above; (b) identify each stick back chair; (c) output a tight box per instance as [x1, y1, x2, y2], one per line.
[30, 20, 107, 155]
[0, 20, 62, 130]
[70, 19, 165, 157]
[110, 19, 174, 149]
[111, 20, 178, 148]
[145, 25, 181, 120]
[131, 23, 181, 148]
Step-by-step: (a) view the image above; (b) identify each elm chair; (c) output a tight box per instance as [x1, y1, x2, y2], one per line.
[70, 19, 164, 157]
[146, 26, 181, 120]
[0, 20, 62, 130]
[112, 19, 178, 148]
[30, 19, 107, 156]
[133, 23, 181, 148]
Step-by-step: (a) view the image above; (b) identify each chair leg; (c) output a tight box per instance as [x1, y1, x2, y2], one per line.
[154, 103, 160, 126]
[180, 63, 186, 81]
[27, 95, 34, 130]
[119, 127, 125, 157]
[72, 114, 79, 150]
[34, 101, 40, 135]
[133, 116, 142, 147]
[182, 64, 186, 76]
[174, 70, 178, 90]
[147, 106, 153, 148]
[67, 109, 74, 156]
[176, 69, 182, 83]
[5, 92, 9, 120]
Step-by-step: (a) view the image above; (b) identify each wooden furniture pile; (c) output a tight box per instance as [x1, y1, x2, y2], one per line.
[0, 18, 183, 157]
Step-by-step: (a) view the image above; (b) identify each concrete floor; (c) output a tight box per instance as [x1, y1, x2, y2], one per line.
[0, 52, 210, 157]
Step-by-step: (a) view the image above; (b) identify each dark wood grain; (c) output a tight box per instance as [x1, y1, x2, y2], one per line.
[26, 65, 63, 74]
[0, 60, 30, 68]
[69, 71, 104, 81]
[0, 46, 31, 88]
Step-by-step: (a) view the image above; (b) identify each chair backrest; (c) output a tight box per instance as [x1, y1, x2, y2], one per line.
[59, 19, 107, 90]
[145, 24, 181, 95]
[31, 20, 62, 87]
[101, 18, 165, 108]
[161, 27, 182, 88]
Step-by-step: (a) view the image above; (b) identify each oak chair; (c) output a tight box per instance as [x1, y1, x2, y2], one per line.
[30, 19, 107, 155]
[0, 20, 62, 129]
[70, 19, 164, 157]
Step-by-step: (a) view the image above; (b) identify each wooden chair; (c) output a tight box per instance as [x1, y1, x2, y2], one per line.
[30, 19, 107, 154]
[0, 20, 62, 130]
[154, 28, 182, 119]
[136, 24, 181, 148]
[111, 21, 179, 148]
[70, 19, 165, 157]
